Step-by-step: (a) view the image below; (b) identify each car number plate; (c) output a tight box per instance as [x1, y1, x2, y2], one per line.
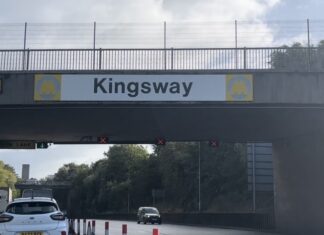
[21, 232, 43, 235]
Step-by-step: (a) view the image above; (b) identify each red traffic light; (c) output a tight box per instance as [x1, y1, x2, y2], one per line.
[209, 140, 220, 148]
[97, 136, 109, 144]
[155, 138, 166, 146]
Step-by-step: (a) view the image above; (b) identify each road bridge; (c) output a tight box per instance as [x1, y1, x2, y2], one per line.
[1, 47, 324, 234]
[15, 181, 71, 190]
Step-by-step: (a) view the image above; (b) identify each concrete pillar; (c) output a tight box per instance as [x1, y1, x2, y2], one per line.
[273, 133, 324, 235]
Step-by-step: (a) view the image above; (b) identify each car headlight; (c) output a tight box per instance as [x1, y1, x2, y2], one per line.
[144, 215, 150, 218]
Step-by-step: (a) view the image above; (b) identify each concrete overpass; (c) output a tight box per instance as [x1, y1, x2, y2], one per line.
[1, 47, 324, 234]
[15, 181, 71, 190]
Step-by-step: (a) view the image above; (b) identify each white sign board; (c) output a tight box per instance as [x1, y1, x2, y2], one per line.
[34, 74, 253, 102]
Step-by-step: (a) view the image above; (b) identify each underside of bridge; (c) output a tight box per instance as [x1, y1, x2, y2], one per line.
[1, 103, 324, 144]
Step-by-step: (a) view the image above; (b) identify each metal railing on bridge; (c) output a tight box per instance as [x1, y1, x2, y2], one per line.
[0, 47, 323, 71]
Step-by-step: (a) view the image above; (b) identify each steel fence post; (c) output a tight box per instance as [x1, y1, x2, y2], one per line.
[244, 47, 247, 69]
[307, 19, 311, 71]
[93, 22, 97, 70]
[99, 48, 102, 70]
[235, 20, 238, 69]
[22, 22, 27, 70]
[164, 21, 167, 70]
[26, 49, 30, 71]
[171, 47, 174, 70]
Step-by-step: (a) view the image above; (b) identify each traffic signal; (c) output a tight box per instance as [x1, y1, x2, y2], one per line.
[97, 136, 109, 144]
[155, 138, 166, 146]
[209, 140, 220, 148]
[36, 142, 49, 149]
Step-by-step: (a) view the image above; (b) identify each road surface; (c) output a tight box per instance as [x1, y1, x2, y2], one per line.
[75, 219, 279, 235]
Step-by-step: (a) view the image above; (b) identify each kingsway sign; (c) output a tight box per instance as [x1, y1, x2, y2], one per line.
[34, 74, 253, 102]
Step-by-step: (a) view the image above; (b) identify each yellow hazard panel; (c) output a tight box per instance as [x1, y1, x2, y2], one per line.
[226, 74, 253, 101]
[34, 74, 62, 101]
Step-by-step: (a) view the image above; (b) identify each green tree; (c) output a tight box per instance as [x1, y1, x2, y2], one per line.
[0, 161, 18, 198]
[53, 163, 90, 216]
[199, 142, 247, 212]
[52, 142, 248, 216]
[0, 161, 17, 189]
[54, 163, 89, 182]
[60, 145, 152, 215]
[154, 142, 247, 212]
[270, 41, 324, 71]
[153, 142, 198, 211]
[96, 145, 151, 212]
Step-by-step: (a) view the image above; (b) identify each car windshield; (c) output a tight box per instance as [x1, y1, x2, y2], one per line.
[6, 201, 58, 215]
[144, 208, 158, 214]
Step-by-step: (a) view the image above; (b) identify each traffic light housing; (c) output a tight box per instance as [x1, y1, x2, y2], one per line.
[155, 138, 166, 146]
[209, 140, 220, 148]
[36, 142, 49, 149]
[97, 136, 109, 144]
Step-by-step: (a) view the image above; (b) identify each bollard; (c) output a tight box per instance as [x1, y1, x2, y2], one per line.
[83, 219, 86, 235]
[105, 221, 109, 235]
[122, 224, 127, 235]
[77, 219, 80, 235]
[92, 220, 96, 235]
[87, 221, 91, 235]
[69, 219, 76, 235]
[153, 228, 159, 235]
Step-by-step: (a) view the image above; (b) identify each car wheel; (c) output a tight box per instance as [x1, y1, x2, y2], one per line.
[137, 221, 140, 224]
[144, 221, 147, 224]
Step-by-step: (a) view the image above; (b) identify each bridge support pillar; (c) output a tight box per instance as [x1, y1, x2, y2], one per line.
[273, 133, 324, 235]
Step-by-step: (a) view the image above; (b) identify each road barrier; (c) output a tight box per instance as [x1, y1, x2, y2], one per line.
[68, 219, 76, 235]
[77, 219, 80, 235]
[105, 222, 109, 235]
[70, 219, 162, 235]
[122, 224, 127, 235]
[68, 219, 165, 235]
[83, 219, 86, 235]
[153, 228, 159, 235]
[68, 219, 112, 235]
[86, 221, 91, 235]
[92, 220, 96, 235]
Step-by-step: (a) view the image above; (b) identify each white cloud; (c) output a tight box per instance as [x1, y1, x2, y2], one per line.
[0, 0, 283, 49]
[163, 0, 281, 22]
[0, 0, 280, 23]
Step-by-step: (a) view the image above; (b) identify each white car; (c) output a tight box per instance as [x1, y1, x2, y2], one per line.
[0, 197, 68, 235]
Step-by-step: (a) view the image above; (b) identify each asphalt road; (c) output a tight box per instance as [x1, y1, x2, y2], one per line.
[76, 219, 279, 235]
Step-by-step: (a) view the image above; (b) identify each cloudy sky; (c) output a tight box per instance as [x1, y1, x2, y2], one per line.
[0, 0, 322, 179]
